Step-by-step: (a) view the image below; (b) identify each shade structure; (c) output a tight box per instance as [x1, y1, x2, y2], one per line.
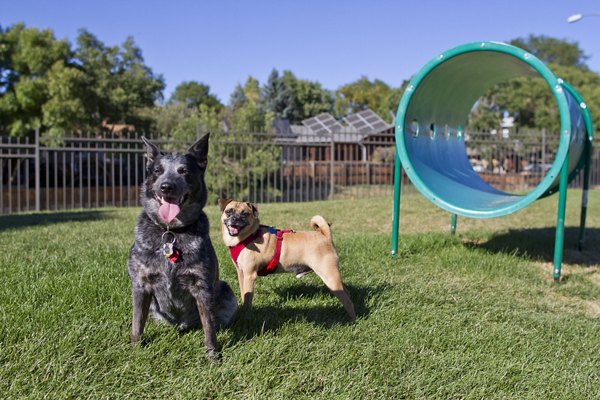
[394, 41, 591, 218]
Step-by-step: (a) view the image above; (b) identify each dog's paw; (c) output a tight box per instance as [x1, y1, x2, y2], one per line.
[205, 348, 221, 364]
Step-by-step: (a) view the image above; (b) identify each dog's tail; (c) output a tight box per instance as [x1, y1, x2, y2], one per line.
[311, 215, 332, 240]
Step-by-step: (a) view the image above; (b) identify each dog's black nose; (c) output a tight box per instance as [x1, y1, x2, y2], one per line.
[160, 182, 174, 195]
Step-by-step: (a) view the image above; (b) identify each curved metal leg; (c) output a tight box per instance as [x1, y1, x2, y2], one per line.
[451, 214, 457, 235]
[391, 156, 402, 257]
[578, 138, 592, 251]
[553, 156, 570, 282]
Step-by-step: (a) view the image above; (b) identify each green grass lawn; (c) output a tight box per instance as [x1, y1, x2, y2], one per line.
[1, 190, 598, 399]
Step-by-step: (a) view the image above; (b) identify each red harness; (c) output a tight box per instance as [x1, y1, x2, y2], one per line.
[229, 225, 293, 276]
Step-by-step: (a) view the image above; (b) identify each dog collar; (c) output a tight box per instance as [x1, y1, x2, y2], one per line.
[229, 225, 293, 275]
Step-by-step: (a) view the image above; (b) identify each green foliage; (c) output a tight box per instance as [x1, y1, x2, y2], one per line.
[552, 64, 600, 130]
[228, 83, 247, 111]
[294, 76, 334, 121]
[169, 81, 223, 111]
[144, 87, 281, 201]
[469, 36, 600, 132]
[206, 133, 282, 201]
[260, 69, 295, 120]
[42, 61, 88, 138]
[167, 104, 222, 144]
[260, 69, 333, 124]
[334, 76, 402, 122]
[208, 77, 281, 200]
[1, 23, 71, 77]
[468, 97, 502, 131]
[136, 102, 194, 134]
[0, 23, 164, 137]
[3, 22, 596, 142]
[75, 30, 165, 129]
[510, 35, 589, 68]
[0, 24, 70, 135]
[226, 77, 271, 131]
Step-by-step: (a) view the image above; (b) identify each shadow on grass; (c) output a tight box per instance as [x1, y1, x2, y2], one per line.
[133, 283, 390, 348]
[0, 210, 113, 232]
[465, 227, 600, 267]
[228, 282, 389, 341]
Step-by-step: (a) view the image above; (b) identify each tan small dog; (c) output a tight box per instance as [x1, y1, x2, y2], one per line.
[218, 199, 356, 320]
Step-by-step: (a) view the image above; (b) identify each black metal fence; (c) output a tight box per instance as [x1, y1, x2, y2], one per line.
[1, 130, 597, 214]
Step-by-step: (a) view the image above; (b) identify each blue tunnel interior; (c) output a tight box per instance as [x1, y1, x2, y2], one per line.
[395, 42, 590, 218]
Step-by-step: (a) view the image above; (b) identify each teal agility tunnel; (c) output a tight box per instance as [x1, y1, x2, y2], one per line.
[390, 41, 593, 280]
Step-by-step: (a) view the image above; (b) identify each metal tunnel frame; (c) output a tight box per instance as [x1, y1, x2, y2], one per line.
[390, 42, 593, 281]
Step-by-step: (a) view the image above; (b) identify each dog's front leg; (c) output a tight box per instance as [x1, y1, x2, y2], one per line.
[241, 271, 257, 309]
[236, 268, 245, 301]
[195, 298, 219, 361]
[131, 289, 151, 343]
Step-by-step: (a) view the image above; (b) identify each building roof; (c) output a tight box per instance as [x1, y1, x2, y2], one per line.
[273, 108, 393, 144]
[344, 109, 392, 134]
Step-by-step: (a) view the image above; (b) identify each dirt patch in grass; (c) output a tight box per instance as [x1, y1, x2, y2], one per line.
[535, 261, 600, 318]
[584, 300, 600, 318]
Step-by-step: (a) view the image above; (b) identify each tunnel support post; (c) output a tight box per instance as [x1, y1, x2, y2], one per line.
[578, 137, 592, 251]
[553, 154, 570, 282]
[390, 156, 402, 256]
[391, 42, 593, 280]
[451, 214, 457, 235]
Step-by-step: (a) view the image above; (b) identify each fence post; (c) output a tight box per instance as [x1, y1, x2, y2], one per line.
[329, 133, 335, 200]
[34, 128, 40, 211]
[541, 128, 546, 165]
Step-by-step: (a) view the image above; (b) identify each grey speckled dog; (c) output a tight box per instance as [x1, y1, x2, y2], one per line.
[128, 134, 237, 361]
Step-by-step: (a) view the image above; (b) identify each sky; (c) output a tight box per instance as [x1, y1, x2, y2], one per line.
[2, 0, 599, 104]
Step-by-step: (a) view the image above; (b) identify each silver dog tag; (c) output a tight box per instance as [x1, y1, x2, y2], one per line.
[163, 242, 174, 257]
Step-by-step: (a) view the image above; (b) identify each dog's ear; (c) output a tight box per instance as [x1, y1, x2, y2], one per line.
[141, 136, 161, 169]
[188, 132, 209, 169]
[218, 198, 233, 212]
[246, 202, 258, 218]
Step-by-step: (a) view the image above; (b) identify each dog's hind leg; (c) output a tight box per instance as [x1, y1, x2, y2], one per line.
[310, 256, 356, 321]
[214, 280, 238, 327]
[131, 289, 152, 343]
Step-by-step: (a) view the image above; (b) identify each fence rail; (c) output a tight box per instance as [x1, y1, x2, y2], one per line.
[1, 130, 597, 214]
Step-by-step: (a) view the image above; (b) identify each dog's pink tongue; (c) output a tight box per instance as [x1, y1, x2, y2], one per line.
[159, 201, 180, 223]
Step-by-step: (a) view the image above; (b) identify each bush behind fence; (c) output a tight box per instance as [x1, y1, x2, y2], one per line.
[1, 130, 597, 214]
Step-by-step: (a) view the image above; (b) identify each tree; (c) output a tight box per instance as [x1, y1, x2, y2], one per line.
[0, 23, 71, 135]
[334, 77, 398, 122]
[510, 35, 588, 68]
[136, 102, 194, 134]
[42, 61, 89, 138]
[229, 83, 247, 111]
[293, 76, 334, 121]
[0, 23, 165, 136]
[75, 30, 165, 130]
[227, 76, 271, 131]
[205, 76, 280, 201]
[259, 69, 333, 124]
[468, 36, 600, 132]
[260, 69, 297, 121]
[169, 81, 222, 111]
[467, 97, 502, 131]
